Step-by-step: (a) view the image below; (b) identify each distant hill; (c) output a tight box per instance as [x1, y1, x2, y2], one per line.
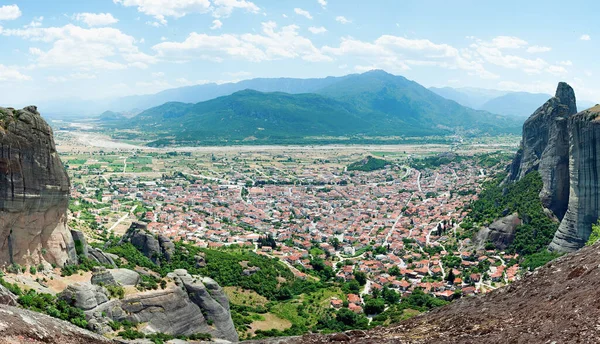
[347, 156, 391, 172]
[430, 86, 597, 118]
[115, 71, 521, 146]
[429, 87, 507, 109]
[97, 110, 125, 122]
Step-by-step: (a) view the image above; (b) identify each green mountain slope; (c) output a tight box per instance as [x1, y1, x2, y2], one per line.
[116, 71, 521, 146]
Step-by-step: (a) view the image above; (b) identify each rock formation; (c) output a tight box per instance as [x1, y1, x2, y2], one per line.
[549, 105, 600, 251]
[121, 222, 175, 265]
[90, 266, 140, 286]
[60, 269, 238, 342]
[0, 284, 17, 306]
[0, 304, 111, 344]
[506, 83, 577, 220]
[71, 230, 117, 267]
[475, 213, 521, 250]
[0, 106, 77, 268]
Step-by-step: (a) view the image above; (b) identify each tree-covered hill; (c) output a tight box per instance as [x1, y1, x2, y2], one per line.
[113, 70, 521, 146]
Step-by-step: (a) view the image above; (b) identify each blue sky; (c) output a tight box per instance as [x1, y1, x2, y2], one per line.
[0, 0, 598, 105]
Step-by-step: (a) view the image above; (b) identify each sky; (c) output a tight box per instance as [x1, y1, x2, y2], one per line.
[0, 0, 598, 105]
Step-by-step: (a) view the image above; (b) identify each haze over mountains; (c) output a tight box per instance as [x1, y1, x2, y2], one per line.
[430, 86, 597, 118]
[109, 70, 520, 146]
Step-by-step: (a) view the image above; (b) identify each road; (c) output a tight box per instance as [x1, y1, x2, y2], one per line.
[122, 158, 127, 174]
[384, 192, 413, 244]
[417, 171, 423, 193]
[108, 204, 137, 232]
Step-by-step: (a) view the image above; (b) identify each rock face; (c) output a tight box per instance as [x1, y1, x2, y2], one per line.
[0, 284, 17, 306]
[71, 229, 116, 267]
[62, 269, 238, 342]
[501, 83, 600, 252]
[91, 267, 139, 286]
[506, 83, 577, 220]
[0, 106, 78, 268]
[121, 222, 175, 265]
[475, 213, 522, 250]
[549, 105, 600, 252]
[0, 304, 111, 344]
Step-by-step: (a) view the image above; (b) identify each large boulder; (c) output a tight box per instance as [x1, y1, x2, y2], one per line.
[121, 222, 176, 265]
[169, 269, 238, 342]
[58, 283, 109, 311]
[70, 229, 117, 267]
[0, 106, 78, 268]
[475, 213, 522, 250]
[91, 267, 139, 286]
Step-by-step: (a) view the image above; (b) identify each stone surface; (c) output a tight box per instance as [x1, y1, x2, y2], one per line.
[0, 284, 17, 306]
[168, 270, 238, 342]
[121, 222, 176, 265]
[475, 213, 521, 250]
[58, 283, 109, 311]
[0, 304, 111, 344]
[92, 267, 139, 287]
[550, 105, 600, 252]
[0, 106, 78, 268]
[506, 83, 577, 220]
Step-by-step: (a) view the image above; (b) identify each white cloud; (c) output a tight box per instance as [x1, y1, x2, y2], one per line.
[489, 36, 528, 49]
[25, 16, 44, 28]
[0, 5, 21, 21]
[580, 34, 591, 41]
[0, 64, 30, 81]
[547, 65, 567, 75]
[210, 19, 223, 30]
[212, 0, 260, 18]
[224, 71, 251, 77]
[2, 24, 157, 70]
[559, 60, 573, 66]
[497, 80, 555, 94]
[70, 72, 97, 79]
[294, 8, 313, 19]
[335, 16, 351, 24]
[526, 45, 551, 53]
[153, 21, 331, 63]
[151, 72, 165, 78]
[282, 14, 288, 18]
[323, 35, 498, 79]
[318, 0, 327, 8]
[308, 26, 327, 34]
[114, 0, 259, 24]
[114, 0, 211, 25]
[469, 36, 564, 76]
[75, 13, 119, 27]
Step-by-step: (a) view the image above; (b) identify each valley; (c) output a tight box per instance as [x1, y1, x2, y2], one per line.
[35, 128, 522, 340]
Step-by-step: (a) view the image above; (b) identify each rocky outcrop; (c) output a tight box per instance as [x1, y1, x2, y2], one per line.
[0, 304, 111, 344]
[62, 269, 238, 342]
[71, 230, 117, 267]
[549, 105, 600, 252]
[59, 283, 109, 311]
[121, 222, 175, 265]
[91, 267, 139, 287]
[0, 284, 17, 306]
[169, 269, 238, 342]
[0, 106, 78, 268]
[475, 213, 521, 250]
[506, 83, 577, 220]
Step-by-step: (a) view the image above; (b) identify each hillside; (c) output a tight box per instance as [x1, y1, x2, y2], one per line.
[479, 92, 553, 118]
[116, 71, 521, 146]
[431, 86, 597, 118]
[248, 241, 600, 344]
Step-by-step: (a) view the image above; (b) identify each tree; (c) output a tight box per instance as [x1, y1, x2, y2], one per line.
[329, 237, 341, 250]
[446, 269, 455, 284]
[354, 271, 367, 286]
[388, 266, 400, 276]
[586, 220, 600, 246]
[364, 298, 385, 315]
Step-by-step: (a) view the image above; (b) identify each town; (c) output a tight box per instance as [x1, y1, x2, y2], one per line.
[56, 130, 520, 318]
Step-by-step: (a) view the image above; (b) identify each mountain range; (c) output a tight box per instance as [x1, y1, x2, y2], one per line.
[110, 70, 521, 146]
[430, 86, 597, 118]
